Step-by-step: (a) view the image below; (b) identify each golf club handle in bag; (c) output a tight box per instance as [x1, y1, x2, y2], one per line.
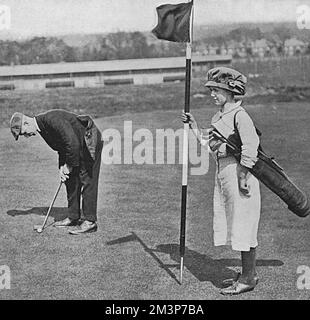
[211, 127, 310, 218]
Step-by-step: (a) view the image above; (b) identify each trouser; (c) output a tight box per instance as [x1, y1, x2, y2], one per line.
[65, 142, 103, 222]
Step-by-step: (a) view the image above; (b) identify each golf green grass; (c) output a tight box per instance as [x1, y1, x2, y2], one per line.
[0, 86, 310, 299]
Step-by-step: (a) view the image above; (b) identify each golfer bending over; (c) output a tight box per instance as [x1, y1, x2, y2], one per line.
[181, 67, 261, 295]
[10, 109, 103, 235]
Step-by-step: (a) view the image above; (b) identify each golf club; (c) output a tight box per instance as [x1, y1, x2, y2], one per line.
[33, 181, 63, 233]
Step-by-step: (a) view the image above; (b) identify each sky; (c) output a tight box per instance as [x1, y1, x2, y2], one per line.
[0, 0, 305, 38]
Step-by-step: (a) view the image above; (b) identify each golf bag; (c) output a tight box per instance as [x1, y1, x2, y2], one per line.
[212, 111, 310, 218]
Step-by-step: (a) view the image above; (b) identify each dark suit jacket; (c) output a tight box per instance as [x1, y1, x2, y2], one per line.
[35, 109, 101, 170]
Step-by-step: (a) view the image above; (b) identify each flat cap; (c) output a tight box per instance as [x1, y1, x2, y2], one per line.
[10, 112, 23, 141]
[205, 67, 247, 96]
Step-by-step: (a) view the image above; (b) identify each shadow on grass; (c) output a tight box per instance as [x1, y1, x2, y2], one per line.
[107, 232, 181, 285]
[7, 207, 68, 221]
[107, 233, 284, 288]
[154, 244, 284, 288]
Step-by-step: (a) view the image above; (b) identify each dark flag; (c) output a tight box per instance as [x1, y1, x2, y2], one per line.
[152, 1, 193, 42]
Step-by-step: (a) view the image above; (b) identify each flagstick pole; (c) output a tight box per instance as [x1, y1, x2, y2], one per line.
[180, 0, 193, 285]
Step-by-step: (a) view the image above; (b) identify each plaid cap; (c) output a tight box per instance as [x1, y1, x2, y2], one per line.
[10, 112, 23, 141]
[205, 67, 247, 96]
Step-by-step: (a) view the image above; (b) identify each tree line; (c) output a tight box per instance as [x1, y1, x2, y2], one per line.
[0, 31, 185, 66]
[199, 24, 310, 53]
[1, 24, 309, 66]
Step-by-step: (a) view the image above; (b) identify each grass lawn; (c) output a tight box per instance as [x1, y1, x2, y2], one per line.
[0, 84, 309, 299]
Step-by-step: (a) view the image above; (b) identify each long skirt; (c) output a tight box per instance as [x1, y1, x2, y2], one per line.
[213, 156, 261, 252]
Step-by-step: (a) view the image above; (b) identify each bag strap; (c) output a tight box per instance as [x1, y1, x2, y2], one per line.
[233, 110, 285, 174]
[234, 109, 262, 136]
[233, 109, 263, 152]
[233, 110, 242, 133]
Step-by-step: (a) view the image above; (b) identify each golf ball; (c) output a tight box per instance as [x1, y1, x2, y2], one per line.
[37, 228, 43, 233]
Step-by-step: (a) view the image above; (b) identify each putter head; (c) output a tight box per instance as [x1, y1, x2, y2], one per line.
[33, 225, 43, 233]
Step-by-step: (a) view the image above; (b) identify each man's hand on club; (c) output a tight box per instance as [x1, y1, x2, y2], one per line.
[59, 164, 72, 182]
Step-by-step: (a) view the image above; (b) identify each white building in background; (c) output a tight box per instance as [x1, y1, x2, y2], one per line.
[252, 39, 271, 58]
[0, 55, 232, 91]
[284, 38, 306, 56]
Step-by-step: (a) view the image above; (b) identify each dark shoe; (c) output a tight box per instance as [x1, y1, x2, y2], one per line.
[68, 220, 97, 235]
[222, 272, 259, 286]
[220, 280, 256, 295]
[54, 217, 79, 228]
